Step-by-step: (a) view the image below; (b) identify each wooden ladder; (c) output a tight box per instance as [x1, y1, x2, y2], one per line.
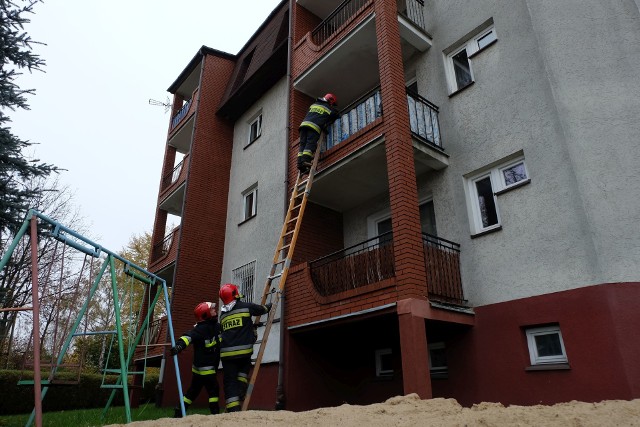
[241, 138, 323, 411]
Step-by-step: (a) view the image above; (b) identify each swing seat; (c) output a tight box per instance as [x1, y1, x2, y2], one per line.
[17, 379, 80, 386]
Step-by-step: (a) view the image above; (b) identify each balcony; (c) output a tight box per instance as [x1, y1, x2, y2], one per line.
[294, 0, 431, 108]
[150, 226, 179, 265]
[134, 317, 167, 363]
[308, 232, 465, 305]
[170, 99, 191, 130]
[325, 87, 382, 151]
[310, 232, 395, 296]
[161, 155, 188, 194]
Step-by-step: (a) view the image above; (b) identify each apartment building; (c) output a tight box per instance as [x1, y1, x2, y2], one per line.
[144, 0, 640, 411]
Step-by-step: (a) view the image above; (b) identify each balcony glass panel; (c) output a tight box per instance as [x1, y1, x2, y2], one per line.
[170, 99, 191, 130]
[325, 88, 382, 151]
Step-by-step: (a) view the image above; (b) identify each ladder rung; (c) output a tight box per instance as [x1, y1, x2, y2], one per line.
[268, 272, 283, 280]
[100, 384, 124, 389]
[280, 244, 291, 251]
[287, 216, 299, 224]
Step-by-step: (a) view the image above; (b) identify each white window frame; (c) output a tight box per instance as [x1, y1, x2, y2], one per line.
[375, 348, 393, 377]
[247, 112, 262, 147]
[242, 185, 258, 221]
[465, 155, 528, 234]
[366, 195, 435, 240]
[444, 24, 497, 94]
[526, 325, 568, 365]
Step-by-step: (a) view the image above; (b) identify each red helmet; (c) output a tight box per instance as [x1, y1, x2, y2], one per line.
[194, 302, 216, 321]
[219, 283, 240, 305]
[323, 93, 337, 106]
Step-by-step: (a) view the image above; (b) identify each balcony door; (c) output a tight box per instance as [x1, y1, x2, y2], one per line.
[370, 198, 437, 240]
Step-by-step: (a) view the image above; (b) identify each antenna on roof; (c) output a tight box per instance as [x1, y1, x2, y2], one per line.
[149, 97, 171, 113]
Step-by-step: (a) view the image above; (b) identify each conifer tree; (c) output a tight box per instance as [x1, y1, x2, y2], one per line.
[0, 0, 57, 234]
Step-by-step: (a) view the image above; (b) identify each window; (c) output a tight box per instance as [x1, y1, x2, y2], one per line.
[465, 155, 529, 235]
[368, 198, 437, 242]
[247, 113, 262, 146]
[375, 349, 393, 377]
[232, 260, 256, 303]
[428, 342, 448, 378]
[526, 325, 568, 365]
[444, 23, 497, 93]
[242, 185, 258, 221]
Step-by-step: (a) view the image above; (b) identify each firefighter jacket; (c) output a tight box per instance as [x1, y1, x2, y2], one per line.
[177, 317, 220, 375]
[299, 98, 340, 134]
[219, 300, 269, 360]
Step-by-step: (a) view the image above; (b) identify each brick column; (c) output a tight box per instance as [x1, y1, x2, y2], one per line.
[398, 299, 432, 398]
[375, 0, 427, 298]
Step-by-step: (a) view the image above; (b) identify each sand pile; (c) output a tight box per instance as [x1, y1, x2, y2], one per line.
[108, 394, 640, 427]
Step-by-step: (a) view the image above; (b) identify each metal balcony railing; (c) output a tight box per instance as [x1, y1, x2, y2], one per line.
[325, 87, 382, 151]
[407, 89, 442, 148]
[152, 231, 174, 260]
[143, 318, 163, 345]
[170, 99, 191, 130]
[422, 233, 465, 305]
[162, 158, 185, 190]
[397, 0, 426, 31]
[309, 231, 394, 296]
[311, 0, 369, 45]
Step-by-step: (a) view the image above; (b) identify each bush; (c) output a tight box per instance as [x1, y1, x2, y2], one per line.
[0, 370, 159, 415]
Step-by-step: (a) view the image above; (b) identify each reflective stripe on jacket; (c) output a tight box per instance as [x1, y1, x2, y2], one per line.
[299, 99, 339, 134]
[219, 300, 268, 359]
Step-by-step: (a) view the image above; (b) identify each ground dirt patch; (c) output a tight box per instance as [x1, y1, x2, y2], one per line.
[107, 394, 640, 426]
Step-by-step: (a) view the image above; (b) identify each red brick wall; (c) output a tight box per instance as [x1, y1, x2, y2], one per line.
[160, 52, 236, 407]
[374, 0, 426, 299]
[292, 202, 344, 265]
[292, 3, 321, 45]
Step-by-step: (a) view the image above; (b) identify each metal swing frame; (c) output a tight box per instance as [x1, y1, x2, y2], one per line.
[0, 209, 186, 426]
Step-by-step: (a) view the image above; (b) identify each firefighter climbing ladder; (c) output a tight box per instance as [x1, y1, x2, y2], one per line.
[241, 137, 324, 411]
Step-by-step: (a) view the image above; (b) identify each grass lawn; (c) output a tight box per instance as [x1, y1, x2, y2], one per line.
[0, 403, 211, 426]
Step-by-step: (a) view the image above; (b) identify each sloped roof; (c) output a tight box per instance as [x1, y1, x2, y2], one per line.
[217, 0, 289, 120]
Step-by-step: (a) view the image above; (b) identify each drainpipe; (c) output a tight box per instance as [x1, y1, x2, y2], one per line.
[275, 0, 294, 411]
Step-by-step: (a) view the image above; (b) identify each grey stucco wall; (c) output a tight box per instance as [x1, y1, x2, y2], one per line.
[221, 77, 288, 362]
[409, 0, 640, 305]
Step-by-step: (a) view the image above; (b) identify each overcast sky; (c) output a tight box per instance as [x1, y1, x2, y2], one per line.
[10, 0, 282, 252]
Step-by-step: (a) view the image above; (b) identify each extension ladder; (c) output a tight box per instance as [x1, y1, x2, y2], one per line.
[241, 138, 324, 411]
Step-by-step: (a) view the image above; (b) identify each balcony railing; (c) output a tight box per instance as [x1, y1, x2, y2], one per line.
[143, 318, 163, 345]
[170, 99, 191, 130]
[152, 230, 174, 260]
[311, 0, 369, 45]
[422, 233, 465, 305]
[325, 87, 382, 151]
[397, 0, 426, 31]
[162, 158, 185, 190]
[310, 231, 394, 296]
[407, 89, 441, 148]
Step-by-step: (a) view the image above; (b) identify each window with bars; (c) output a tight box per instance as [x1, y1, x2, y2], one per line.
[232, 260, 256, 303]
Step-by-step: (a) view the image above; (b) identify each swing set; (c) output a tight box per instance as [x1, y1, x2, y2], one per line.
[0, 209, 186, 426]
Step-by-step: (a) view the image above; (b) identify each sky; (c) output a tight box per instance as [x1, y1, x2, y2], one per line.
[10, 0, 282, 252]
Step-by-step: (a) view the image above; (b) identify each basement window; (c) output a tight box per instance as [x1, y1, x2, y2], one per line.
[375, 349, 393, 377]
[526, 325, 568, 366]
[429, 342, 448, 379]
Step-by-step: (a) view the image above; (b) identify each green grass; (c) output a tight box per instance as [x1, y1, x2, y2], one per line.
[0, 403, 211, 427]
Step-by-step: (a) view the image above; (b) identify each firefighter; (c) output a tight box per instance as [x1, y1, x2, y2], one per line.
[298, 93, 340, 174]
[171, 301, 221, 417]
[218, 283, 271, 412]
